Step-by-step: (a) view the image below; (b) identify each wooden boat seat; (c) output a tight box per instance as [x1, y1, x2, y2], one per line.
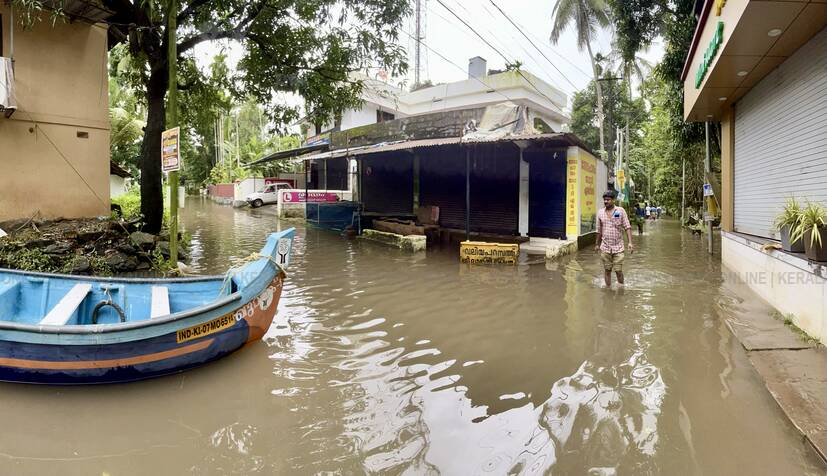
[150, 286, 170, 319]
[40, 283, 92, 326]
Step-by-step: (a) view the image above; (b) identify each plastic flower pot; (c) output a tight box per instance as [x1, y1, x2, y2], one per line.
[804, 228, 827, 262]
[780, 225, 805, 253]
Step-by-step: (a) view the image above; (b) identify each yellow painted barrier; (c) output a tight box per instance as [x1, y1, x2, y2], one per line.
[460, 241, 519, 265]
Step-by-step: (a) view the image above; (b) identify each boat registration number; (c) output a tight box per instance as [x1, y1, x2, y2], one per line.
[176, 314, 236, 343]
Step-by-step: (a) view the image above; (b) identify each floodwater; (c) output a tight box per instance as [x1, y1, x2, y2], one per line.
[0, 197, 823, 475]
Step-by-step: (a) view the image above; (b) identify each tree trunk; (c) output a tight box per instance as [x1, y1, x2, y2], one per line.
[586, 40, 606, 161]
[140, 66, 168, 233]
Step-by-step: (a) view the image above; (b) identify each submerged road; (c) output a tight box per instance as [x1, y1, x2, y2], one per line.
[0, 197, 823, 475]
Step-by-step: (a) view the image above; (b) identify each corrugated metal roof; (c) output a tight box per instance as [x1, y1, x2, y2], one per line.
[299, 133, 599, 162]
[301, 137, 461, 161]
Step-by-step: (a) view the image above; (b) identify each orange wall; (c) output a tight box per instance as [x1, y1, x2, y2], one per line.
[0, 6, 110, 221]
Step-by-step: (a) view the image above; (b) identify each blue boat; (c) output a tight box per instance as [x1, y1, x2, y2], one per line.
[0, 228, 295, 384]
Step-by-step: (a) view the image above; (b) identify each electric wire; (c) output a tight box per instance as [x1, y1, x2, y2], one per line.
[487, 0, 580, 91]
[432, 0, 561, 107]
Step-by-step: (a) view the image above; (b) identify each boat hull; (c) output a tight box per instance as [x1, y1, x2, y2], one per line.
[0, 276, 284, 385]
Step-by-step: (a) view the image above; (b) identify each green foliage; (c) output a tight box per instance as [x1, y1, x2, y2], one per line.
[16, 0, 412, 230]
[207, 98, 302, 184]
[607, 0, 670, 64]
[111, 188, 142, 220]
[0, 248, 57, 272]
[551, 0, 610, 49]
[626, 76, 707, 212]
[790, 201, 827, 248]
[773, 197, 804, 232]
[570, 77, 646, 154]
[109, 44, 146, 176]
[89, 256, 114, 277]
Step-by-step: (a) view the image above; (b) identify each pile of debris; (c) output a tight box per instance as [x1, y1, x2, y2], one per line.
[0, 217, 189, 275]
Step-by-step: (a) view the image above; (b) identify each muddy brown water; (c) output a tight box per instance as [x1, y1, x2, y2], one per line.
[0, 197, 823, 475]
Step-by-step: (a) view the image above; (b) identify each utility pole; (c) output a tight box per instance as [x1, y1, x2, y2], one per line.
[167, 0, 179, 266]
[597, 76, 622, 184]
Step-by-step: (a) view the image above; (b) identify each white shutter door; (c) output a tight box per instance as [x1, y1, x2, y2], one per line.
[734, 26, 827, 239]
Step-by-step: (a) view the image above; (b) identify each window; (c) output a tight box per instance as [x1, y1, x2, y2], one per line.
[376, 110, 395, 123]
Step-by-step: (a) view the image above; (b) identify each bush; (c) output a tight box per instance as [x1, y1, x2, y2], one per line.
[111, 187, 141, 219]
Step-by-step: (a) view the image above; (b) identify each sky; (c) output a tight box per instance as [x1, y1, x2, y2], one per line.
[193, 0, 665, 116]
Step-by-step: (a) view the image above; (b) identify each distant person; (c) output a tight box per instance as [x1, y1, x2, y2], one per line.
[634, 203, 645, 235]
[596, 191, 634, 287]
[645, 205, 651, 219]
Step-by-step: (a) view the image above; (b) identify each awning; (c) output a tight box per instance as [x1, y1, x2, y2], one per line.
[682, 0, 827, 121]
[247, 142, 331, 166]
[299, 133, 597, 161]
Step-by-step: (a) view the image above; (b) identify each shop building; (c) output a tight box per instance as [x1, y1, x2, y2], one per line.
[683, 0, 827, 342]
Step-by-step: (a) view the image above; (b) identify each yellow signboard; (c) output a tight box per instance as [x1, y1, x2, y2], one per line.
[161, 127, 181, 172]
[565, 157, 579, 238]
[460, 241, 518, 265]
[176, 314, 236, 343]
[580, 155, 597, 234]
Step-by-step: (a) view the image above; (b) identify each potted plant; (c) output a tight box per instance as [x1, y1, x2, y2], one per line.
[790, 201, 827, 262]
[773, 197, 804, 252]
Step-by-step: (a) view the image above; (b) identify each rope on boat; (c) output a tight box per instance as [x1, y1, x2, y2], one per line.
[217, 253, 287, 297]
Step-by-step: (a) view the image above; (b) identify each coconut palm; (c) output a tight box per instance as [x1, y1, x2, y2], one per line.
[551, 0, 611, 159]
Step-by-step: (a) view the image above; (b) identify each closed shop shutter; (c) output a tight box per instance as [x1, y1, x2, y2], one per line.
[361, 153, 414, 215]
[734, 26, 827, 239]
[419, 144, 519, 235]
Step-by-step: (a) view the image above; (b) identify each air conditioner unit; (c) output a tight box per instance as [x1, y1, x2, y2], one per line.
[0, 57, 17, 118]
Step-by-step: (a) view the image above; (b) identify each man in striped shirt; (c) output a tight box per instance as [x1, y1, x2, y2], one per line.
[595, 190, 634, 287]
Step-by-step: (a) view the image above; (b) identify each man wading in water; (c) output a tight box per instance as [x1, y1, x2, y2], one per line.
[595, 191, 634, 287]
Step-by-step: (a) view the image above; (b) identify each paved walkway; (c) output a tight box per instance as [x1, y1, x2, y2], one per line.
[724, 280, 827, 463]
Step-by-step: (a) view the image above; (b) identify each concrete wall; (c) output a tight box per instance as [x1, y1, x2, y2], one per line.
[722, 232, 827, 344]
[342, 105, 378, 130]
[234, 178, 267, 201]
[110, 175, 127, 198]
[0, 6, 110, 220]
[208, 184, 234, 199]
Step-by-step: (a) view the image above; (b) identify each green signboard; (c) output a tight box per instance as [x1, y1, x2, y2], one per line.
[695, 21, 724, 89]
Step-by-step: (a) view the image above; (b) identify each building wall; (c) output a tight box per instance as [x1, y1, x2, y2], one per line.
[110, 175, 127, 198]
[0, 6, 110, 221]
[341, 106, 378, 131]
[565, 146, 603, 240]
[723, 233, 827, 344]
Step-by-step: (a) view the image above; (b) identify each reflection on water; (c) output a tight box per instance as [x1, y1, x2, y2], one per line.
[0, 198, 823, 475]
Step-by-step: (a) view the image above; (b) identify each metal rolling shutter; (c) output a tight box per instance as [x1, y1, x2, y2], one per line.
[419, 144, 519, 235]
[361, 153, 414, 215]
[734, 26, 827, 239]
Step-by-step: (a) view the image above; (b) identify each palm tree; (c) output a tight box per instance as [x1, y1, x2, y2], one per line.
[551, 0, 611, 159]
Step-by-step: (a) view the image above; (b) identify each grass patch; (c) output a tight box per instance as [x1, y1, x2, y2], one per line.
[770, 310, 818, 344]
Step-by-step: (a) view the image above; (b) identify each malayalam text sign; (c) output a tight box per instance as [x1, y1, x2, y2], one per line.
[161, 127, 180, 172]
[281, 191, 339, 203]
[580, 155, 597, 235]
[566, 158, 579, 238]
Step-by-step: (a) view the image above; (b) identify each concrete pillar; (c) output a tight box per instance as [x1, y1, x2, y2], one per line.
[516, 143, 530, 237]
[349, 158, 358, 201]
